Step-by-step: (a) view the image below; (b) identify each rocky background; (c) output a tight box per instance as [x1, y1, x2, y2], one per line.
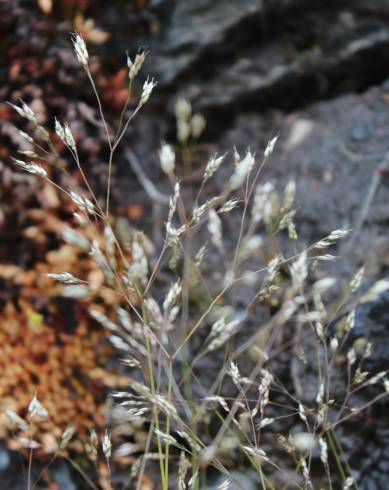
[1, 0, 389, 488]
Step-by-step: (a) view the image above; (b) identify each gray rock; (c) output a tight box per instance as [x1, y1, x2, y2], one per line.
[351, 125, 372, 142]
[138, 0, 389, 138]
[146, 0, 262, 85]
[51, 462, 77, 490]
[0, 445, 11, 472]
[351, 290, 389, 372]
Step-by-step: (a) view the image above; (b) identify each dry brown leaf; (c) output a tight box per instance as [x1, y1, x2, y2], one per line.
[38, 0, 53, 14]
[74, 14, 110, 45]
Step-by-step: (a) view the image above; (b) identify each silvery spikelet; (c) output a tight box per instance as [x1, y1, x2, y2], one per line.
[54, 119, 76, 151]
[228, 150, 255, 190]
[291, 251, 308, 289]
[141, 78, 157, 104]
[207, 209, 223, 250]
[61, 285, 90, 298]
[166, 181, 180, 232]
[28, 395, 49, 420]
[219, 199, 239, 213]
[127, 240, 148, 284]
[46, 272, 81, 284]
[17, 129, 34, 144]
[203, 154, 225, 183]
[70, 191, 95, 215]
[12, 159, 47, 177]
[60, 426, 76, 450]
[72, 33, 89, 68]
[191, 113, 206, 139]
[163, 281, 182, 312]
[264, 135, 278, 158]
[61, 227, 89, 249]
[252, 182, 274, 225]
[315, 228, 350, 248]
[175, 98, 191, 122]
[5, 410, 29, 431]
[177, 119, 191, 144]
[102, 431, 112, 459]
[9, 101, 37, 124]
[127, 50, 147, 81]
[159, 143, 175, 175]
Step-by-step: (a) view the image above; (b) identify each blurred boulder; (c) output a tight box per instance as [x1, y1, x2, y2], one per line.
[350, 290, 389, 372]
[139, 0, 389, 137]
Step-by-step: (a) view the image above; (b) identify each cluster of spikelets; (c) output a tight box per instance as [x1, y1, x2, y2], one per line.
[7, 33, 389, 489]
[0, 299, 114, 453]
[5, 392, 113, 489]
